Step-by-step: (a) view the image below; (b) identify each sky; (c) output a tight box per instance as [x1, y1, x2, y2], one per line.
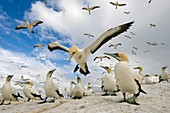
[0, 0, 170, 94]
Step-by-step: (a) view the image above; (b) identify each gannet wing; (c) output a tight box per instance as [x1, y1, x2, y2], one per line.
[90, 6, 100, 10]
[31, 20, 43, 27]
[110, 2, 116, 5]
[84, 21, 134, 54]
[48, 42, 70, 53]
[15, 24, 27, 30]
[82, 7, 88, 10]
[118, 3, 126, 6]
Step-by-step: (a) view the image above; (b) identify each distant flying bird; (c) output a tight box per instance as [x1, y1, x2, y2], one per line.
[133, 46, 138, 50]
[84, 33, 94, 38]
[110, 1, 126, 9]
[21, 76, 30, 82]
[150, 23, 156, 28]
[109, 43, 122, 49]
[161, 42, 165, 45]
[147, 41, 158, 46]
[148, 0, 152, 3]
[124, 11, 130, 15]
[15, 20, 43, 33]
[48, 21, 134, 76]
[82, 5, 100, 15]
[130, 31, 135, 35]
[132, 50, 137, 55]
[94, 56, 110, 61]
[144, 50, 150, 53]
[124, 35, 132, 39]
[33, 44, 44, 49]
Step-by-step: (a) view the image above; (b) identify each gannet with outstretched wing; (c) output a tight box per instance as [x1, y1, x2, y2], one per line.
[48, 21, 134, 76]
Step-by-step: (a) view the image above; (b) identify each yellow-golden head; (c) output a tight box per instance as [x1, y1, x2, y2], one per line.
[162, 66, 167, 71]
[104, 52, 129, 62]
[69, 46, 78, 61]
[134, 66, 143, 72]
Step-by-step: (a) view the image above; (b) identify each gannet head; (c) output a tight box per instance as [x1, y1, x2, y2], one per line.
[162, 66, 167, 70]
[77, 75, 81, 83]
[100, 66, 113, 73]
[70, 81, 76, 85]
[69, 46, 78, 61]
[27, 81, 34, 87]
[104, 52, 129, 62]
[6, 75, 14, 82]
[144, 74, 151, 78]
[47, 69, 56, 78]
[134, 66, 143, 72]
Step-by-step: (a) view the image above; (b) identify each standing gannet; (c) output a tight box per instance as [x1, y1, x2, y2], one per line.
[110, 1, 126, 9]
[40, 69, 63, 103]
[72, 76, 83, 99]
[143, 74, 157, 84]
[100, 66, 118, 96]
[15, 20, 43, 33]
[159, 66, 169, 82]
[104, 52, 147, 105]
[23, 81, 43, 101]
[0, 75, 23, 105]
[64, 81, 76, 98]
[84, 82, 94, 96]
[48, 21, 134, 76]
[134, 66, 144, 83]
[82, 5, 100, 15]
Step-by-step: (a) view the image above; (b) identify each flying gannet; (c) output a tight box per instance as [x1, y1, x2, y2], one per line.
[104, 52, 147, 105]
[0, 75, 23, 105]
[84, 33, 94, 38]
[33, 44, 44, 49]
[48, 21, 134, 76]
[93, 56, 110, 61]
[23, 81, 43, 101]
[124, 11, 130, 15]
[110, 1, 126, 9]
[109, 43, 122, 49]
[82, 5, 100, 15]
[15, 20, 43, 33]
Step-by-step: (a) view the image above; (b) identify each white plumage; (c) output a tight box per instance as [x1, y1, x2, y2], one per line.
[72, 76, 83, 99]
[159, 66, 169, 82]
[48, 21, 134, 76]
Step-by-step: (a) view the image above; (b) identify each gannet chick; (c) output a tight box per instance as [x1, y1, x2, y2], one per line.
[72, 76, 83, 99]
[40, 69, 63, 103]
[84, 82, 94, 96]
[0, 75, 23, 105]
[15, 20, 43, 33]
[134, 66, 144, 83]
[82, 5, 100, 15]
[23, 81, 43, 101]
[48, 21, 134, 76]
[104, 52, 147, 105]
[100, 66, 118, 96]
[110, 1, 126, 9]
[159, 66, 169, 82]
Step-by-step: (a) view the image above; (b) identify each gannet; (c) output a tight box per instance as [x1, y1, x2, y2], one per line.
[100, 66, 118, 96]
[64, 81, 76, 98]
[84, 82, 94, 96]
[133, 46, 138, 50]
[148, 0, 152, 4]
[15, 20, 43, 33]
[147, 41, 158, 46]
[33, 44, 44, 49]
[109, 43, 122, 49]
[23, 81, 43, 101]
[110, 1, 126, 9]
[82, 5, 100, 15]
[159, 66, 169, 82]
[48, 21, 134, 76]
[104, 52, 147, 105]
[150, 23, 156, 28]
[134, 66, 144, 83]
[143, 74, 157, 84]
[130, 31, 135, 35]
[132, 50, 137, 55]
[124, 11, 130, 15]
[161, 42, 165, 45]
[72, 76, 83, 99]
[0, 75, 23, 105]
[93, 56, 110, 61]
[124, 35, 132, 39]
[84, 33, 94, 38]
[41, 69, 63, 103]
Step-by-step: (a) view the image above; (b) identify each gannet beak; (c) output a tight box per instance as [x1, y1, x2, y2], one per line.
[100, 66, 108, 72]
[134, 67, 140, 69]
[68, 54, 73, 62]
[104, 53, 119, 61]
